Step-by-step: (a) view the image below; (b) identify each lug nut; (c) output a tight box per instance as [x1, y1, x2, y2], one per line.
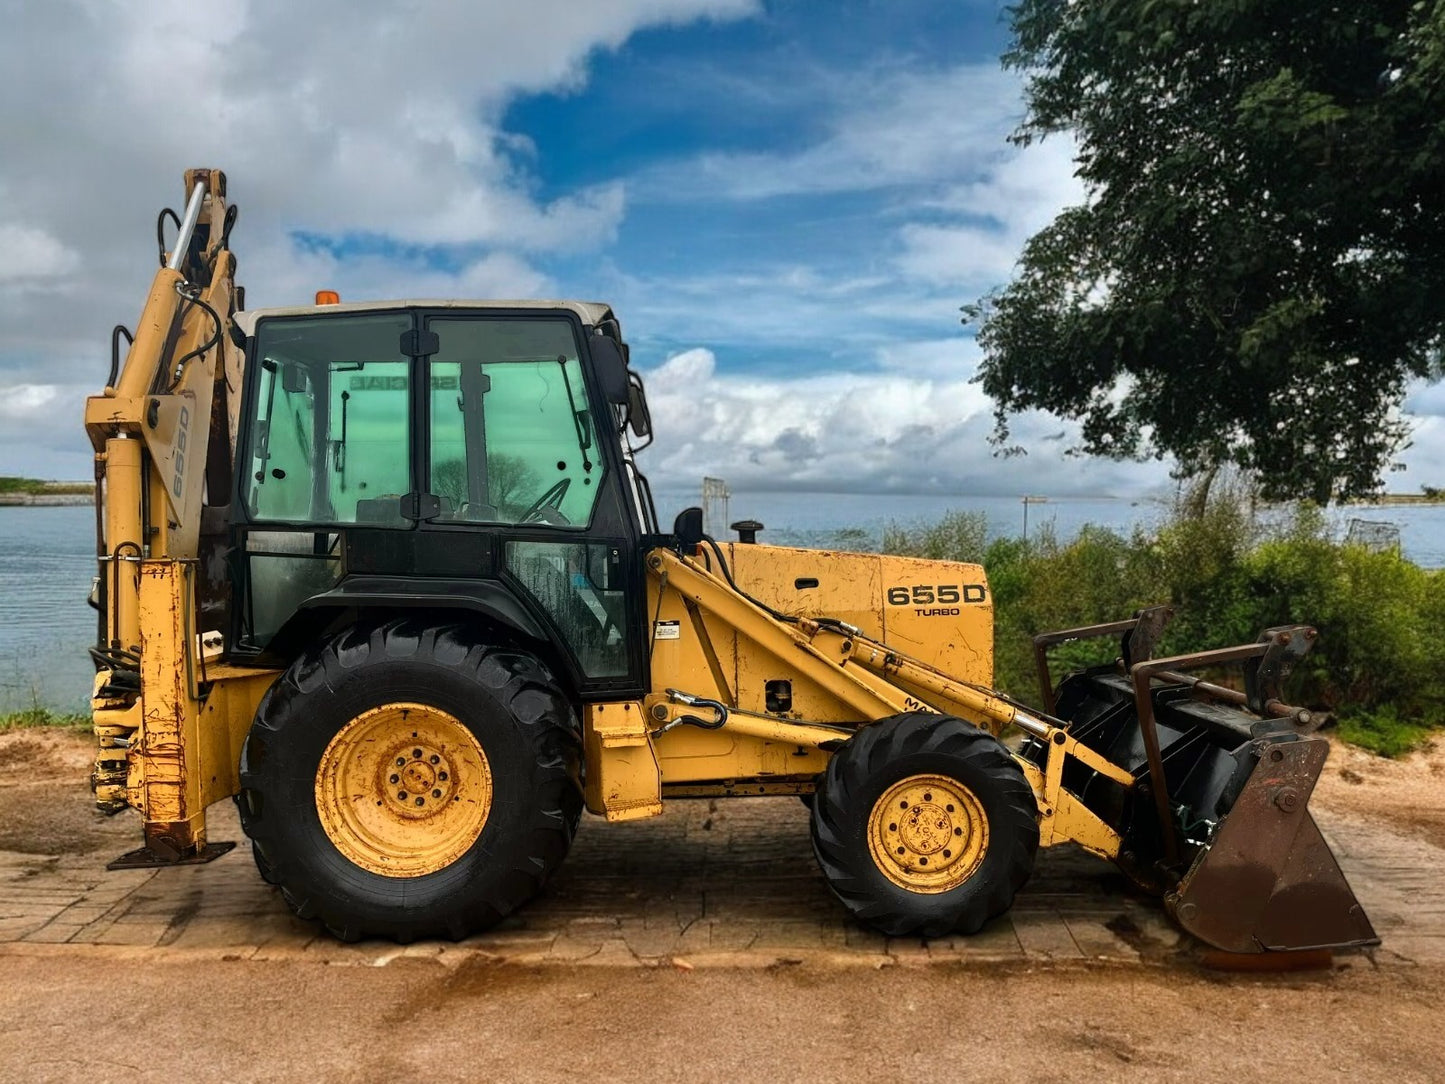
[439, 771, 448, 781]
[415, 797, 425, 807]
[389, 774, 399, 784]
[412, 748, 423, 759]
[396, 757, 406, 767]
[432, 789, 442, 798]
[398, 791, 407, 800]
[430, 755, 440, 764]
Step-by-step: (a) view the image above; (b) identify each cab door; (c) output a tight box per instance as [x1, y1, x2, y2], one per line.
[420, 313, 646, 696]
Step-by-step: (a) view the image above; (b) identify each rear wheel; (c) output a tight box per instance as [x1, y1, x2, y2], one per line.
[238, 619, 582, 942]
[811, 712, 1038, 937]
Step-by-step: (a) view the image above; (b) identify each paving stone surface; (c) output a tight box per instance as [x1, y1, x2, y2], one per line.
[0, 797, 1439, 969]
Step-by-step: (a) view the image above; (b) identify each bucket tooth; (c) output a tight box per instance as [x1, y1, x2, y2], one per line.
[1166, 736, 1378, 954]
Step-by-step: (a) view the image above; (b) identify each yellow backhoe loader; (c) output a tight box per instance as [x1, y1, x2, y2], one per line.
[83, 170, 1376, 953]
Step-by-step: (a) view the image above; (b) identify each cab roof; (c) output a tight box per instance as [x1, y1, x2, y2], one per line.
[233, 298, 616, 337]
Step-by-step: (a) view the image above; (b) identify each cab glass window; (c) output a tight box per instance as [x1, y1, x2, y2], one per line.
[427, 318, 602, 528]
[242, 313, 412, 525]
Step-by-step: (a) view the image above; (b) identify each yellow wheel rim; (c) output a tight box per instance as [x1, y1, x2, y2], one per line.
[315, 702, 492, 878]
[867, 773, 989, 894]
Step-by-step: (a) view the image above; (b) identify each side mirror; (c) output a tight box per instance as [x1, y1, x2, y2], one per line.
[627, 371, 652, 440]
[589, 332, 631, 406]
[673, 507, 704, 547]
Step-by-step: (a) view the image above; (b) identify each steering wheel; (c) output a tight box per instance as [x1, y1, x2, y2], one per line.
[520, 477, 572, 525]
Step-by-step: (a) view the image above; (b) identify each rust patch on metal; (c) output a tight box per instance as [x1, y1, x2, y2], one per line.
[1168, 738, 1379, 954]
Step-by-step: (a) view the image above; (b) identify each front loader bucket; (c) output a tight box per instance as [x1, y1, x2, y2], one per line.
[1033, 614, 1379, 956]
[1167, 736, 1377, 953]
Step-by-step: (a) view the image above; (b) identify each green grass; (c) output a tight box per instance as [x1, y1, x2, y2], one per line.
[0, 476, 92, 496]
[0, 708, 91, 732]
[1335, 707, 1438, 759]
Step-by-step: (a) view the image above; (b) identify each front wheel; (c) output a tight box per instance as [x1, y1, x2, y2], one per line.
[811, 712, 1038, 937]
[238, 619, 582, 942]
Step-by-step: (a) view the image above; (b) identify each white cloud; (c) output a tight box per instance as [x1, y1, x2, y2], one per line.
[641, 64, 1026, 201]
[0, 384, 60, 418]
[0, 0, 756, 332]
[0, 382, 89, 481]
[0, 0, 757, 477]
[636, 345, 1164, 497]
[0, 226, 80, 284]
[895, 222, 1025, 286]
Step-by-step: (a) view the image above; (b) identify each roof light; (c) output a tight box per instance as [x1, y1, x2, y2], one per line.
[315, 290, 341, 305]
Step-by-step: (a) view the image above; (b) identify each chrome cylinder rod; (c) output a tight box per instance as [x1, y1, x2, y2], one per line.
[166, 179, 209, 273]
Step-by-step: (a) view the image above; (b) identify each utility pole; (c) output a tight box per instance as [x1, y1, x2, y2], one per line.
[1021, 496, 1046, 541]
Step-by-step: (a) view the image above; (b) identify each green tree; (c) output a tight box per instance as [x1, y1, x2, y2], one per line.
[432, 454, 538, 517]
[970, 1, 1445, 503]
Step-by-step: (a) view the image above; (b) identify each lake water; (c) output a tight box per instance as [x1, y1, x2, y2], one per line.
[5, 494, 1444, 713]
[0, 505, 99, 714]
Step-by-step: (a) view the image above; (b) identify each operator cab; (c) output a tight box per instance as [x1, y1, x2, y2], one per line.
[226, 299, 656, 697]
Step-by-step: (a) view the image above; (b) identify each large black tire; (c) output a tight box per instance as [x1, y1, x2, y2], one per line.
[811, 712, 1038, 937]
[237, 619, 582, 942]
[233, 793, 280, 885]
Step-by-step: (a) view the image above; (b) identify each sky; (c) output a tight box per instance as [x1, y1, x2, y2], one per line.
[1, 0, 1441, 501]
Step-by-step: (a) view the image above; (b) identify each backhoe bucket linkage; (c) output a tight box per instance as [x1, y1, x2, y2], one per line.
[1031, 613, 1379, 955]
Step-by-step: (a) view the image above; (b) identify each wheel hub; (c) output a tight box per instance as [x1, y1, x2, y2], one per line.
[315, 702, 492, 878]
[867, 774, 989, 893]
[383, 742, 458, 819]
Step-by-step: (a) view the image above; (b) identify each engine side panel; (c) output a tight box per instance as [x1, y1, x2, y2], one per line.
[722, 543, 993, 687]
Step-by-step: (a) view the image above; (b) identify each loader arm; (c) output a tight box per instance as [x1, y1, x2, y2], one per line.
[642, 548, 1131, 857]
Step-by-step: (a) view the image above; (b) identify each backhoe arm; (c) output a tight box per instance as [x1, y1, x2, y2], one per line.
[82, 170, 266, 862]
[84, 168, 242, 648]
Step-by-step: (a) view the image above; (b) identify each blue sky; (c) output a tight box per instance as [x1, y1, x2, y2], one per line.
[2, 1, 1440, 497]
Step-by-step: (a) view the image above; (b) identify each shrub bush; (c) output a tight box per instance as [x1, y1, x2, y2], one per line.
[882, 487, 1442, 756]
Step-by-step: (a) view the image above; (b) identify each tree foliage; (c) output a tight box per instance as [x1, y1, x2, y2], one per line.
[970, 0, 1445, 502]
[432, 454, 538, 517]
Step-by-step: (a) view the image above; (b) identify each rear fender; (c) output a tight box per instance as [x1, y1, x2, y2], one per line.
[261, 576, 549, 664]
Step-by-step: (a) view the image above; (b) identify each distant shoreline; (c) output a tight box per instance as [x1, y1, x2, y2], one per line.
[0, 478, 94, 507]
[0, 494, 92, 507]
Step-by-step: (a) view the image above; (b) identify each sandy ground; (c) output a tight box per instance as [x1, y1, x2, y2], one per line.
[1315, 737, 1445, 849]
[0, 729, 121, 854]
[1, 728, 1441, 1083]
[0, 952, 1440, 1083]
